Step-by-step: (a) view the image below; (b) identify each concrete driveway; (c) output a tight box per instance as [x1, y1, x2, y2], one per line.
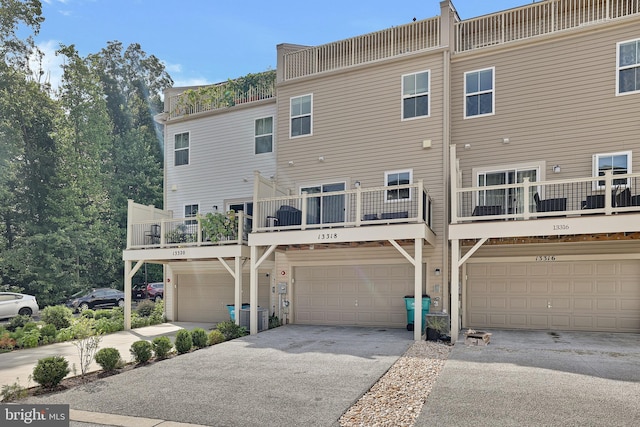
[415, 329, 640, 427]
[23, 325, 413, 427]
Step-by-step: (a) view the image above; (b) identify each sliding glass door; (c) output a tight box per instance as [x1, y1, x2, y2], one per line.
[301, 182, 345, 224]
[478, 168, 538, 214]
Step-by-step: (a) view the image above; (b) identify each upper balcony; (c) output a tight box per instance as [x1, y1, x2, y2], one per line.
[249, 174, 436, 247]
[281, 17, 441, 81]
[166, 71, 276, 120]
[450, 170, 640, 241]
[455, 0, 640, 53]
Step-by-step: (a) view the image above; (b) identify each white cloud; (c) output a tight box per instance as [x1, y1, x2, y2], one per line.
[171, 77, 211, 88]
[161, 60, 182, 74]
[30, 40, 65, 92]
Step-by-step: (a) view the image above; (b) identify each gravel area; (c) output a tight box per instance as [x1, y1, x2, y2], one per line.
[339, 341, 452, 427]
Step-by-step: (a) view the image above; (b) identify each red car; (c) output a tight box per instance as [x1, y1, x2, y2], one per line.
[146, 282, 164, 302]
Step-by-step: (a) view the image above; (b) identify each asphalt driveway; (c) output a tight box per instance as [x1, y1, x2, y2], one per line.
[415, 329, 640, 427]
[23, 325, 413, 427]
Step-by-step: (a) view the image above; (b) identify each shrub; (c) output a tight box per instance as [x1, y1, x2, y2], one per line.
[6, 315, 32, 332]
[95, 348, 123, 372]
[41, 305, 73, 330]
[174, 329, 192, 354]
[136, 300, 155, 317]
[190, 328, 208, 349]
[93, 309, 114, 320]
[55, 327, 74, 343]
[152, 336, 172, 359]
[93, 317, 123, 334]
[0, 332, 16, 351]
[32, 356, 70, 389]
[207, 329, 225, 345]
[130, 340, 153, 364]
[16, 329, 40, 348]
[40, 323, 57, 339]
[81, 309, 95, 319]
[1, 379, 28, 402]
[131, 313, 150, 329]
[149, 300, 166, 325]
[216, 321, 248, 340]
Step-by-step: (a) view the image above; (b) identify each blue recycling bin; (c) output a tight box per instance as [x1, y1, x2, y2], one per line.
[226, 303, 250, 322]
[404, 295, 431, 331]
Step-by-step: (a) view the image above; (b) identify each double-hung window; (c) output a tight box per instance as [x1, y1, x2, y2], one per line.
[174, 132, 190, 166]
[184, 204, 199, 225]
[255, 117, 273, 154]
[593, 151, 632, 189]
[385, 170, 413, 201]
[617, 39, 640, 95]
[290, 94, 312, 137]
[465, 67, 494, 118]
[402, 71, 430, 119]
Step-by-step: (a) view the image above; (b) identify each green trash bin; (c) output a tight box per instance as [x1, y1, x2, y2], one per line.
[404, 295, 431, 331]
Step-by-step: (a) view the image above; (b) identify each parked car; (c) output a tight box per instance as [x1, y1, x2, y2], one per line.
[146, 282, 163, 302]
[132, 284, 147, 300]
[0, 292, 39, 319]
[66, 288, 125, 312]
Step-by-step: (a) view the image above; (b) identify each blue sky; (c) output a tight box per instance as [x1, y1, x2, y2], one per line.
[36, 0, 533, 89]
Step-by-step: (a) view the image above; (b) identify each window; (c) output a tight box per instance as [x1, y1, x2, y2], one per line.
[174, 132, 189, 166]
[617, 39, 640, 95]
[385, 170, 412, 201]
[402, 71, 430, 119]
[290, 94, 312, 137]
[255, 117, 273, 154]
[593, 151, 632, 188]
[184, 204, 199, 225]
[465, 67, 494, 118]
[476, 167, 539, 214]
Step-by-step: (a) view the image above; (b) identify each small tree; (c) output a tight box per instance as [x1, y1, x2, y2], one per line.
[71, 317, 102, 378]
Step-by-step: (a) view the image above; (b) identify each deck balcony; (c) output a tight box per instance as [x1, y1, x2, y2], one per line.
[249, 174, 436, 247]
[450, 170, 640, 241]
[455, 0, 640, 53]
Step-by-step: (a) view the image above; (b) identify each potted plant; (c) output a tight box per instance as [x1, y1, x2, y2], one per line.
[198, 211, 238, 242]
[426, 315, 449, 341]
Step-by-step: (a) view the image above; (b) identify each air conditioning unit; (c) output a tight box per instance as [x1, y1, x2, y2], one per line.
[239, 307, 269, 332]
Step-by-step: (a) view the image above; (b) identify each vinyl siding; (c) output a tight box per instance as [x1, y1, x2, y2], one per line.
[164, 102, 277, 216]
[451, 21, 640, 187]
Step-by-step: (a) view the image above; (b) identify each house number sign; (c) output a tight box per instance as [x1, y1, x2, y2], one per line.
[535, 256, 557, 262]
[172, 249, 187, 257]
[318, 233, 338, 240]
[552, 224, 570, 231]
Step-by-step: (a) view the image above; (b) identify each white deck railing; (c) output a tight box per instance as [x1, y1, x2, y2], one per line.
[283, 17, 441, 81]
[455, 0, 640, 53]
[127, 212, 251, 249]
[253, 182, 432, 232]
[453, 171, 640, 223]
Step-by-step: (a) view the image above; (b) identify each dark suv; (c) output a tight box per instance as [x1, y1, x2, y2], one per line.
[146, 282, 164, 302]
[66, 288, 125, 312]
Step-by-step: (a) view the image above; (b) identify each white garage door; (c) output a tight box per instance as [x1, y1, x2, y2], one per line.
[177, 273, 270, 323]
[467, 261, 640, 332]
[294, 264, 414, 327]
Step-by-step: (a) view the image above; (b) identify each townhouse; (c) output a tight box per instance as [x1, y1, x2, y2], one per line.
[123, 0, 640, 341]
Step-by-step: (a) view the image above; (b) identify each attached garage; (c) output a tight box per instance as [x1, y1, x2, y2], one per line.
[466, 260, 640, 332]
[293, 264, 415, 327]
[176, 272, 270, 323]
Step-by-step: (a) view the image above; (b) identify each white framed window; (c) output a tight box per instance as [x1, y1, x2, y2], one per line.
[184, 203, 199, 225]
[617, 39, 640, 95]
[385, 170, 413, 201]
[593, 151, 632, 189]
[474, 163, 542, 215]
[290, 94, 312, 138]
[464, 67, 495, 118]
[174, 132, 190, 166]
[255, 116, 273, 154]
[402, 71, 430, 120]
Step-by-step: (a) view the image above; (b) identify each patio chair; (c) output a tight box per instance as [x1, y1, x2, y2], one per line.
[534, 193, 567, 212]
[471, 205, 503, 216]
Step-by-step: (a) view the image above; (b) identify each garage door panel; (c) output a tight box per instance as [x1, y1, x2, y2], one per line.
[467, 261, 640, 332]
[294, 264, 413, 327]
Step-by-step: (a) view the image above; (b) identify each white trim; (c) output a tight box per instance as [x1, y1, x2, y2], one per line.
[183, 202, 200, 224]
[384, 169, 413, 202]
[298, 180, 348, 224]
[289, 94, 313, 139]
[592, 150, 632, 190]
[463, 66, 495, 119]
[472, 161, 544, 212]
[616, 38, 640, 96]
[173, 131, 190, 166]
[401, 70, 431, 121]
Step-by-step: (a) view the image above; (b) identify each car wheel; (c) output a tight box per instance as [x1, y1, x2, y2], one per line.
[117, 299, 125, 308]
[154, 295, 163, 303]
[18, 307, 32, 316]
[79, 302, 90, 311]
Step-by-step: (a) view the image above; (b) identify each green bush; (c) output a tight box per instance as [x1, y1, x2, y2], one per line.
[190, 328, 208, 349]
[41, 305, 73, 330]
[93, 317, 123, 334]
[6, 315, 32, 332]
[152, 336, 172, 359]
[81, 309, 95, 319]
[130, 340, 153, 364]
[131, 313, 150, 329]
[93, 309, 114, 320]
[1, 380, 27, 402]
[55, 327, 74, 343]
[40, 323, 57, 339]
[32, 356, 70, 389]
[16, 329, 40, 348]
[207, 329, 225, 345]
[149, 300, 166, 325]
[95, 348, 123, 372]
[174, 329, 192, 354]
[136, 300, 155, 317]
[216, 321, 248, 340]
